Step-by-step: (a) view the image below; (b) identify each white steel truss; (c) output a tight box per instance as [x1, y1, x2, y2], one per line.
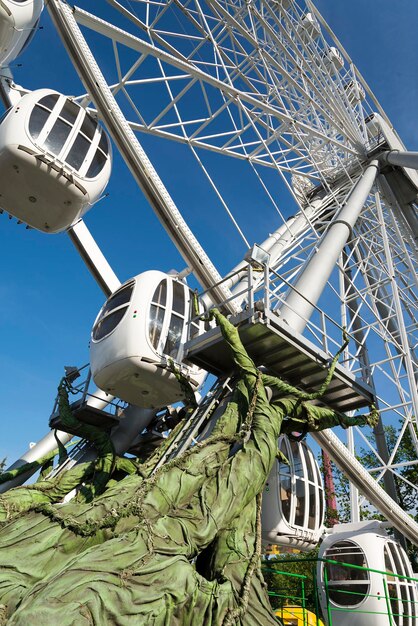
[42, 0, 418, 537]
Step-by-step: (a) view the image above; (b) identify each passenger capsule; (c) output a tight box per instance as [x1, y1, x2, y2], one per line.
[291, 173, 315, 205]
[343, 79, 366, 104]
[90, 271, 207, 409]
[271, 0, 292, 12]
[0, 89, 112, 232]
[298, 12, 321, 42]
[0, 0, 43, 67]
[317, 521, 418, 626]
[262, 436, 325, 552]
[365, 113, 382, 145]
[323, 47, 344, 72]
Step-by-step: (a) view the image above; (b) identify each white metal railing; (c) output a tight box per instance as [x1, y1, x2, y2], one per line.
[194, 258, 370, 383]
[49, 364, 126, 421]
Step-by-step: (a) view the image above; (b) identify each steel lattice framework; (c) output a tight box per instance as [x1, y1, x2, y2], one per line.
[39, 0, 418, 534]
[75, 1, 369, 185]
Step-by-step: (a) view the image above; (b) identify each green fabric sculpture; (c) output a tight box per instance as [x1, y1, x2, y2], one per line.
[0, 309, 378, 625]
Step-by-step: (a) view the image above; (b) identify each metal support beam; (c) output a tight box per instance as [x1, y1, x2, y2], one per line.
[0, 72, 26, 108]
[314, 428, 418, 545]
[228, 198, 325, 304]
[0, 429, 73, 494]
[70, 405, 157, 465]
[343, 256, 408, 547]
[381, 149, 418, 171]
[109, 405, 156, 455]
[0, 389, 115, 492]
[378, 174, 418, 244]
[202, 214, 299, 308]
[47, 0, 237, 311]
[205, 197, 327, 312]
[279, 161, 379, 331]
[70, 6, 358, 158]
[274, 161, 418, 544]
[68, 220, 121, 297]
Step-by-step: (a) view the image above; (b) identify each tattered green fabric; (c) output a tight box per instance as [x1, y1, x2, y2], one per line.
[0, 455, 145, 525]
[0, 449, 57, 487]
[0, 309, 378, 625]
[168, 358, 198, 414]
[58, 379, 115, 500]
[0, 461, 92, 522]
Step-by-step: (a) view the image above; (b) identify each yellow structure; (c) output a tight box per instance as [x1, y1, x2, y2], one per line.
[275, 606, 325, 626]
[264, 544, 301, 556]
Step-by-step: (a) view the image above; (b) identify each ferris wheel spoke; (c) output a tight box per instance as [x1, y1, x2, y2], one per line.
[204, 5, 361, 152]
[76, 4, 362, 181]
[222, 0, 363, 142]
[30, 0, 418, 540]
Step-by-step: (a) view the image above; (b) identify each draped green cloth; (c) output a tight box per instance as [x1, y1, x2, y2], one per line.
[0, 309, 377, 625]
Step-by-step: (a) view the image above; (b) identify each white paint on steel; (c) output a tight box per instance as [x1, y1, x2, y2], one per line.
[275, 163, 418, 544]
[279, 161, 379, 331]
[314, 429, 418, 545]
[68, 220, 121, 297]
[0, 429, 72, 493]
[37, 1, 418, 543]
[381, 149, 418, 171]
[47, 0, 238, 312]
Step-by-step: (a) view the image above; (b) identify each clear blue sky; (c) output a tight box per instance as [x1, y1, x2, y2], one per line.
[1, 0, 417, 463]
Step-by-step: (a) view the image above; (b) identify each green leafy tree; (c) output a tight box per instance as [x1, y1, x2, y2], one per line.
[329, 423, 418, 564]
[263, 550, 321, 614]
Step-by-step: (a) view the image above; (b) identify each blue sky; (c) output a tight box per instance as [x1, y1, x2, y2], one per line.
[0, 0, 418, 463]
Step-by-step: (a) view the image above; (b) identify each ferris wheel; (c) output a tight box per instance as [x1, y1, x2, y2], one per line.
[0, 0, 417, 552]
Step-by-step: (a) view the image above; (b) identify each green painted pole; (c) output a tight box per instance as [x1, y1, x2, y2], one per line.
[301, 578, 307, 626]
